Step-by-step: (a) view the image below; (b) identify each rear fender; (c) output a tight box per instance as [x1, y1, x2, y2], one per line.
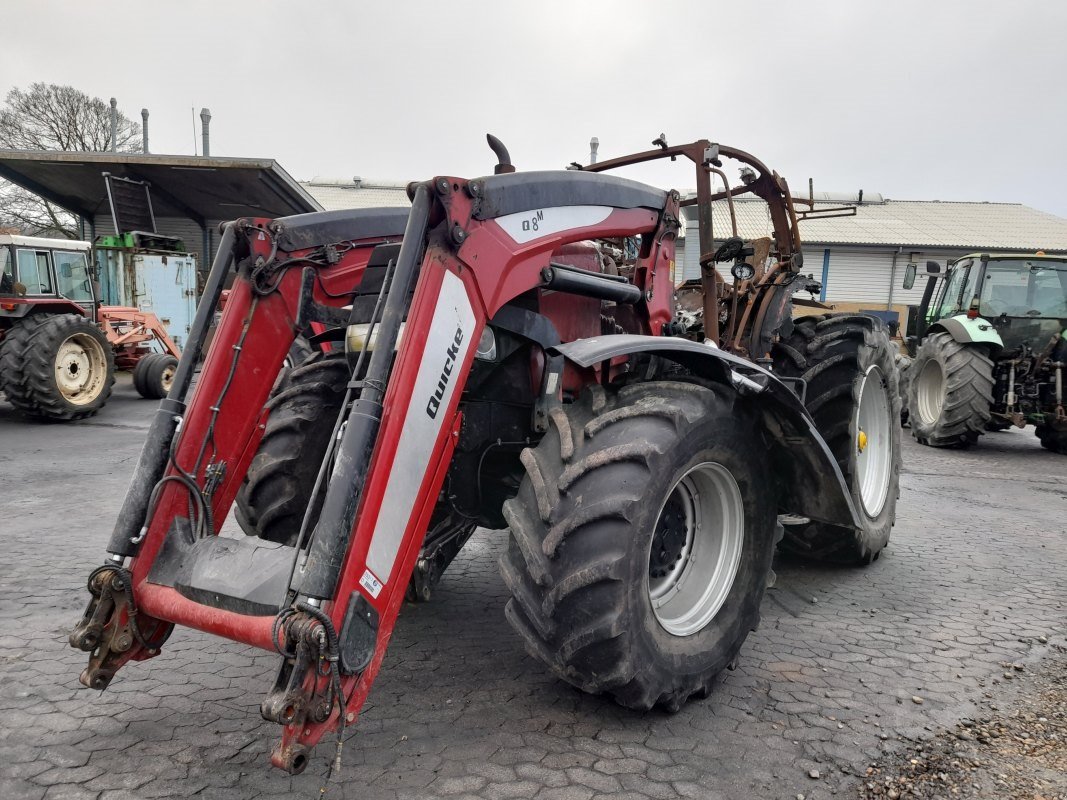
[929, 314, 1003, 349]
[553, 334, 862, 530]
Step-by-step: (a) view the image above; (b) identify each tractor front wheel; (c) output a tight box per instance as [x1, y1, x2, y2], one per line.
[772, 314, 901, 564]
[133, 353, 178, 400]
[0, 314, 115, 421]
[500, 380, 779, 712]
[907, 331, 993, 447]
[234, 353, 349, 543]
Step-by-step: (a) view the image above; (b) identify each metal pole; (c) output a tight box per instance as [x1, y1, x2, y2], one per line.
[109, 98, 118, 152]
[200, 108, 212, 157]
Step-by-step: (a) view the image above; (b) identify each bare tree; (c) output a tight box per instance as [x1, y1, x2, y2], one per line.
[0, 84, 142, 238]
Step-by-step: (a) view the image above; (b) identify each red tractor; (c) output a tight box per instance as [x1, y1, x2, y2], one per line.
[70, 137, 901, 775]
[0, 234, 182, 420]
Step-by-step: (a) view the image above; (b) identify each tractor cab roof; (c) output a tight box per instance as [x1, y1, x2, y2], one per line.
[0, 234, 91, 250]
[955, 251, 1067, 263]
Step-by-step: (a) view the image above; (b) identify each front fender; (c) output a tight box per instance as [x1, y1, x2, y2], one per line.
[552, 334, 862, 530]
[930, 314, 1003, 349]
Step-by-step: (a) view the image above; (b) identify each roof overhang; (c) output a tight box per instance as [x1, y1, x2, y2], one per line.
[0, 149, 322, 225]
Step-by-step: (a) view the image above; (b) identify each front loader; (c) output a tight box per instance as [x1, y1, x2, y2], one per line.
[70, 137, 901, 774]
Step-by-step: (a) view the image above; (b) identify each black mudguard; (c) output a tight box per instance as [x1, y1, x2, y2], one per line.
[553, 334, 862, 530]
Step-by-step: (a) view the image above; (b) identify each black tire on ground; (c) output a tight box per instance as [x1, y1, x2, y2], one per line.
[907, 331, 994, 448]
[0, 313, 115, 421]
[143, 354, 178, 400]
[500, 380, 780, 712]
[771, 314, 902, 564]
[986, 419, 1013, 432]
[1036, 419, 1067, 454]
[132, 353, 158, 398]
[234, 353, 349, 543]
[133, 353, 177, 399]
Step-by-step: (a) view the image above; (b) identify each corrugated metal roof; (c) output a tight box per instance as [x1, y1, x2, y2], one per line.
[698, 197, 1067, 253]
[301, 176, 1067, 253]
[302, 179, 410, 210]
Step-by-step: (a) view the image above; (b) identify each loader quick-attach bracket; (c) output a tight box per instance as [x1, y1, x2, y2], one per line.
[69, 565, 171, 690]
[553, 334, 863, 530]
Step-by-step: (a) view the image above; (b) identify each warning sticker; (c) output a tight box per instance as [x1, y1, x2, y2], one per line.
[359, 569, 383, 599]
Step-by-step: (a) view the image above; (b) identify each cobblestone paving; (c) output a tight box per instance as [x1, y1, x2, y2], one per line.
[1, 377, 1065, 799]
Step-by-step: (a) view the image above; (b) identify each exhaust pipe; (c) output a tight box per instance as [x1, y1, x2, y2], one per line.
[200, 108, 212, 157]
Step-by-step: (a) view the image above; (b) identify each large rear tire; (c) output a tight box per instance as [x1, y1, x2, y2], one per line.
[772, 314, 901, 564]
[0, 313, 115, 421]
[1036, 418, 1067, 454]
[907, 331, 993, 447]
[500, 380, 779, 712]
[234, 353, 349, 543]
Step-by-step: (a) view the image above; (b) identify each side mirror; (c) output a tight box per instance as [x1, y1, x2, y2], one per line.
[903, 263, 917, 290]
[925, 260, 941, 274]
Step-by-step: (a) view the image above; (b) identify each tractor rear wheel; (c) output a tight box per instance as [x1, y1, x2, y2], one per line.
[133, 353, 178, 400]
[772, 314, 901, 564]
[0, 313, 115, 421]
[500, 380, 779, 712]
[907, 331, 993, 447]
[1036, 419, 1067, 454]
[234, 353, 349, 543]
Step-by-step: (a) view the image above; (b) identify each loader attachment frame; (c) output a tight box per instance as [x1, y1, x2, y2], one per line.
[71, 171, 682, 772]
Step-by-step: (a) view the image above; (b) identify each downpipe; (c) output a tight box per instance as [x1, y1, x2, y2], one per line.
[105, 224, 236, 560]
[300, 185, 432, 601]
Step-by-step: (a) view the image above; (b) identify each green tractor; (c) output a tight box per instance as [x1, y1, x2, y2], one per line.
[901, 252, 1067, 453]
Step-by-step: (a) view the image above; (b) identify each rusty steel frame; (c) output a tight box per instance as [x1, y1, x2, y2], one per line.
[583, 140, 803, 355]
[97, 306, 182, 370]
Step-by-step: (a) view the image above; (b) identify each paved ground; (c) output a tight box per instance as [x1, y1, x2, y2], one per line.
[1, 375, 1065, 800]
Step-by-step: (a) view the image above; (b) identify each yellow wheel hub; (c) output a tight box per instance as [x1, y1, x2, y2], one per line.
[857, 429, 868, 453]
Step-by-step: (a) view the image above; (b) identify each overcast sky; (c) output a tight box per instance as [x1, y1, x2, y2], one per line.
[4, 1, 1066, 216]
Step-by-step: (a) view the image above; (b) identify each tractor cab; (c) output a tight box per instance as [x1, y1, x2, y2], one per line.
[903, 252, 1067, 355]
[966, 254, 1067, 352]
[0, 235, 97, 324]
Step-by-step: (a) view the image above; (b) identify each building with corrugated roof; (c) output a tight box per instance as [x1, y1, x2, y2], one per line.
[299, 176, 1067, 322]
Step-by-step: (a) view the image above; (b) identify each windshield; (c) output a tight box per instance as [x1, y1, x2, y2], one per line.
[979, 259, 1067, 318]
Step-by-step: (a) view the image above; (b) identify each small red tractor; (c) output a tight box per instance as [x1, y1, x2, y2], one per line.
[70, 137, 901, 775]
[0, 234, 181, 420]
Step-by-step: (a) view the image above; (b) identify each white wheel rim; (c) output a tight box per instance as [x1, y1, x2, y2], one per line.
[54, 333, 108, 405]
[647, 462, 744, 637]
[916, 359, 945, 424]
[160, 364, 176, 393]
[856, 365, 892, 517]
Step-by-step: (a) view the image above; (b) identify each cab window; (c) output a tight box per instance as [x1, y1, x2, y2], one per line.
[0, 248, 13, 294]
[53, 250, 94, 304]
[15, 249, 54, 295]
[930, 260, 970, 320]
